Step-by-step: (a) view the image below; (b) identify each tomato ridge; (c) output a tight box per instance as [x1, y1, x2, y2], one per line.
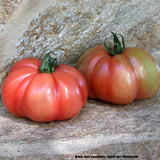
[91, 55, 111, 101]
[61, 69, 86, 107]
[13, 74, 36, 117]
[122, 51, 139, 99]
[50, 74, 60, 120]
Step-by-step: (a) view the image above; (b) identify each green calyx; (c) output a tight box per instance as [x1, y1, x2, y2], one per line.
[40, 52, 59, 73]
[104, 32, 125, 56]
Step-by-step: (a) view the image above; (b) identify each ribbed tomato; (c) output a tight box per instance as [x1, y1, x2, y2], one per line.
[2, 52, 88, 122]
[77, 32, 160, 105]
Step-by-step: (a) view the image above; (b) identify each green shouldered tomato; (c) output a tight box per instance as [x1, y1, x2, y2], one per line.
[77, 32, 160, 105]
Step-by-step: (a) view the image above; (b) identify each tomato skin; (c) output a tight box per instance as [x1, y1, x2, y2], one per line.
[77, 45, 160, 105]
[123, 48, 160, 99]
[2, 58, 88, 122]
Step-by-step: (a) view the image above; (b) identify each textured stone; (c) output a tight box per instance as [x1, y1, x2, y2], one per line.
[0, 90, 160, 159]
[0, 0, 160, 85]
[0, 0, 22, 24]
[0, 0, 160, 159]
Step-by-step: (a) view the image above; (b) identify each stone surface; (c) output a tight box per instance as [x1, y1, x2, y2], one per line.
[0, 0, 160, 159]
[0, 0, 22, 24]
[0, 90, 160, 159]
[0, 0, 160, 85]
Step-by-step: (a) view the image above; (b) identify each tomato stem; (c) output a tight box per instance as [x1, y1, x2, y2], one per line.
[104, 32, 125, 56]
[40, 52, 59, 73]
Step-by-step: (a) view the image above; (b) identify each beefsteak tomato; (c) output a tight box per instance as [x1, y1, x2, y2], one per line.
[77, 32, 160, 105]
[2, 52, 88, 122]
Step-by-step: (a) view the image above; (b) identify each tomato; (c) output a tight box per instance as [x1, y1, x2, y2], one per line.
[2, 52, 88, 122]
[77, 32, 160, 105]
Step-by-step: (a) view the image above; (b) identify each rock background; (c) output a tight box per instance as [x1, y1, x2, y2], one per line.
[0, 90, 160, 159]
[0, 0, 22, 24]
[0, 0, 160, 85]
[0, 0, 160, 159]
